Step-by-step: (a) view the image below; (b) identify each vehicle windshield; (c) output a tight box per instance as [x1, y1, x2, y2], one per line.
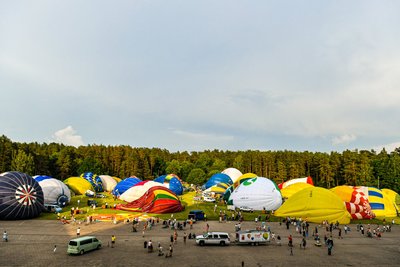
[69, 241, 78, 246]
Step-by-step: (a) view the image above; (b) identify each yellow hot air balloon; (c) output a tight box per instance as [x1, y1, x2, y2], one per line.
[281, 183, 313, 199]
[64, 177, 94, 195]
[275, 187, 351, 224]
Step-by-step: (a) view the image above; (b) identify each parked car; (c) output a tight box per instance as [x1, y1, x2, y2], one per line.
[187, 210, 205, 221]
[239, 206, 254, 212]
[87, 200, 98, 206]
[43, 204, 62, 213]
[67, 236, 102, 255]
[196, 232, 231, 246]
[202, 196, 216, 203]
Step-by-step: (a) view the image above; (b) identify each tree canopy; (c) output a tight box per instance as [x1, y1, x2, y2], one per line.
[0, 135, 399, 192]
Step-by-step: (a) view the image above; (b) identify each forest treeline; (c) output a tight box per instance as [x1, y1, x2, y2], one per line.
[0, 135, 399, 192]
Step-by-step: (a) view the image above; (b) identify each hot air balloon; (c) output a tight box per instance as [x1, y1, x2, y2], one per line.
[112, 177, 142, 196]
[154, 174, 183, 195]
[64, 177, 94, 195]
[330, 186, 374, 219]
[278, 176, 314, 189]
[203, 173, 232, 190]
[99, 175, 117, 192]
[221, 168, 243, 184]
[80, 172, 104, 192]
[118, 185, 184, 214]
[275, 187, 351, 224]
[37, 178, 71, 207]
[228, 177, 282, 211]
[0, 171, 44, 220]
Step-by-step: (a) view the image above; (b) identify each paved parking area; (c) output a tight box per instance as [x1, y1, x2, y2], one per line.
[0, 219, 399, 266]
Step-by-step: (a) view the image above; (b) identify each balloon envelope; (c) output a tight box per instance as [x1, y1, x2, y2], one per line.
[229, 177, 282, 211]
[64, 177, 94, 195]
[99, 175, 117, 192]
[221, 168, 243, 184]
[154, 174, 183, 195]
[38, 178, 71, 207]
[0, 171, 44, 220]
[204, 173, 232, 190]
[112, 177, 142, 196]
[275, 187, 351, 224]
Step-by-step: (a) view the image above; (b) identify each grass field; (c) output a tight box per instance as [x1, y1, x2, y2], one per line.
[38, 191, 400, 224]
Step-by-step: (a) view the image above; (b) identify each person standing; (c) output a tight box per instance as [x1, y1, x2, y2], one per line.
[111, 235, 116, 248]
[183, 232, 187, 245]
[3, 231, 8, 242]
[53, 245, 57, 253]
[327, 236, 334, 255]
[76, 227, 81, 236]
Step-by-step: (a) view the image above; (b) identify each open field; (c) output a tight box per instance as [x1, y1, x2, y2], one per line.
[0, 219, 399, 267]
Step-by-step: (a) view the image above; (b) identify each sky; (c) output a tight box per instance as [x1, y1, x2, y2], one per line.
[1, 1, 400, 153]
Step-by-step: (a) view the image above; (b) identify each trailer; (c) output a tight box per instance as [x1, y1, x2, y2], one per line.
[235, 230, 270, 245]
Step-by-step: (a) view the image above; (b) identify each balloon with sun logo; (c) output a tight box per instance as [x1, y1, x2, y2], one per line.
[0, 171, 44, 220]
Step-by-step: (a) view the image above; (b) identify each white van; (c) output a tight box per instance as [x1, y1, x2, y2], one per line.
[196, 232, 230, 246]
[67, 236, 102, 255]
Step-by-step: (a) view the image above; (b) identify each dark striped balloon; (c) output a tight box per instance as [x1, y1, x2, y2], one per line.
[0, 171, 44, 220]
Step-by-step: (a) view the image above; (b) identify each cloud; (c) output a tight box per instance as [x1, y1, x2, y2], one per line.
[332, 134, 357, 146]
[52, 126, 85, 147]
[373, 141, 400, 153]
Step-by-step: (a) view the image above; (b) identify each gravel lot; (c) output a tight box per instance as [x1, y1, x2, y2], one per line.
[0, 219, 399, 267]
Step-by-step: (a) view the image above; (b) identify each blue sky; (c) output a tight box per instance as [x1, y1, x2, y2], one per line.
[1, 1, 400, 152]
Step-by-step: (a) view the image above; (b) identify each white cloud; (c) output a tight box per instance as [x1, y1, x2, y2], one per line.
[332, 134, 357, 146]
[373, 141, 400, 153]
[52, 126, 85, 147]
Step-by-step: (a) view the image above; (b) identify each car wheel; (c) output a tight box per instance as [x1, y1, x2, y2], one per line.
[220, 241, 225, 246]
[97, 245, 101, 249]
[80, 250, 84, 255]
[199, 241, 204, 246]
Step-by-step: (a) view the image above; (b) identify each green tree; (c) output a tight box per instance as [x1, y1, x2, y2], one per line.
[166, 160, 182, 176]
[11, 149, 35, 175]
[186, 168, 207, 185]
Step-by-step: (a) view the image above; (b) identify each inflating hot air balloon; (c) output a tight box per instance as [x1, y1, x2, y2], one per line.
[223, 173, 257, 202]
[204, 182, 230, 195]
[382, 188, 400, 215]
[203, 173, 232, 190]
[154, 174, 183, 195]
[330, 186, 374, 219]
[99, 175, 117, 192]
[275, 187, 351, 224]
[37, 178, 71, 207]
[0, 171, 44, 220]
[354, 186, 397, 218]
[112, 177, 142, 196]
[281, 183, 314, 199]
[64, 177, 94, 195]
[228, 177, 282, 211]
[117, 186, 184, 213]
[278, 176, 314, 189]
[33, 175, 52, 182]
[221, 168, 243, 184]
[119, 181, 163, 202]
[80, 172, 103, 192]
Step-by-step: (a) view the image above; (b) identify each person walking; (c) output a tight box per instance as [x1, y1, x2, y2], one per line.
[76, 227, 81, 236]
[166, 244, 173, 258]
[111, 235, 116, 248]
[53, 245, 57, 253]
[183, 232, 187, 245]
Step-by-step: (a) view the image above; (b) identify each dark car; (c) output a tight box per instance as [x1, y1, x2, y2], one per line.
[188, 210, 205, 221]
[87, 200, 98, 206]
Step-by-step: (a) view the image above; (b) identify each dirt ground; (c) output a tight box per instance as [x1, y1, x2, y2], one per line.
[0, 219, 399, 267]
